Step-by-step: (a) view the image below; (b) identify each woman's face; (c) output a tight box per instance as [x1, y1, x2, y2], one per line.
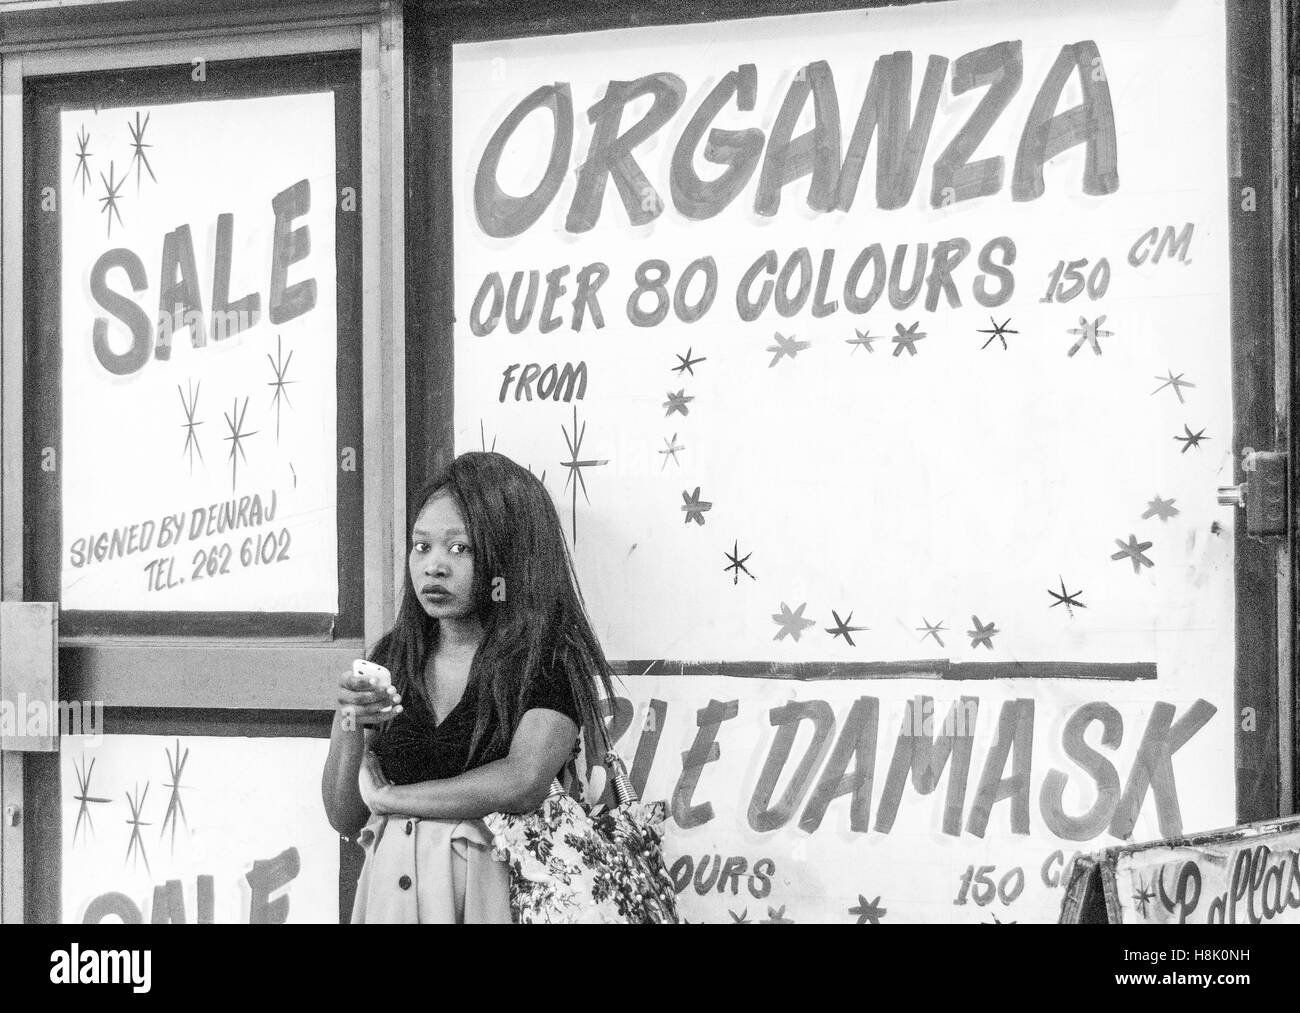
[409, 492, 477, 620]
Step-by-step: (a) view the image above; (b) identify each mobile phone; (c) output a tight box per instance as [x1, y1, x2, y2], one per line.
[353, 659, 395, 711]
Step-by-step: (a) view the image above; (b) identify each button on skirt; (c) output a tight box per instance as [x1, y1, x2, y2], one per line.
[351, 814, 512, 923]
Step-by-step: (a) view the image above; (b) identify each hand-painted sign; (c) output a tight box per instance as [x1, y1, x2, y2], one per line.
[61, 734, 339, 923]
[1061, 816, 1300, 924]
[60, 92, 339, 612]
[453, 0, 1236, 922]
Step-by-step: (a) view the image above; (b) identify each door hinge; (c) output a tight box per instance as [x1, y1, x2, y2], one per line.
[1217, 448, 1288, 537]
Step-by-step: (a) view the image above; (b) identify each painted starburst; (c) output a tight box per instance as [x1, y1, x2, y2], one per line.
[1174, 425, 1208, 453]
[1047, 577, 1086, 617]
[845, 328, 880, 354]
[849, 894, 886, 924]
[892, 321, 926, 357]
[680, 486, 712, 525]
[560, 405, 608, 545]
[178, 378, 205, 474]
[1111, 534, 1155, 573]
[159, 739, 190, 854]
[1132, 876, 1156, 918]
[825, 609, 869, 647]
[659, 433, 684, 470]
[1151, 370, 1195, 404]
[978, 316, 1018, 350]
[662, 389, 694, 417]
[772, 601, 816, 642]
[724, 540, 755, 584]
[127, 110, 157, 191]
[729, 908, 751, 924]
[1066, 315, 1113, 357]
[222, 396, 258, 492]
[71, 754, 112, 847]
[72, 126, 94, 196]
[967, 615, 999, 650]
[673, 348, 706, 375]
[762, 905, 794, 924]
[124, 782, 151, 874]
[478, 419, 497, 452]
[1142, 495, 1180, 521]
[916, 617, 947, 648]
[767, 331, 810, 367]
[265, 335, 297, 440]
[97, 159, 125, 237]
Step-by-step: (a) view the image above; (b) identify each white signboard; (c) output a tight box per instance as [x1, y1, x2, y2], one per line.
[453, 0, 1235, 922]
[62, 734, 339, 924]
[60, 92, 339, 612]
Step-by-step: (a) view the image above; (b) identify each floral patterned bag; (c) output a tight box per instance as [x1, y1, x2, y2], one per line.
[483, 752, 680, 924]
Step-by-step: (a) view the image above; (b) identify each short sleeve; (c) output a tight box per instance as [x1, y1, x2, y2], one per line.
[523, 664, 581, 725]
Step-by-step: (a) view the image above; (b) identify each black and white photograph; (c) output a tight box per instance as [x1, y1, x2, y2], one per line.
[0, 0, 1294, 990]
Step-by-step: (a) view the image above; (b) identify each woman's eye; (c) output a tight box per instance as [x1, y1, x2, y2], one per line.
[412, 541, 429, 553]
[450, 542, 470, 555]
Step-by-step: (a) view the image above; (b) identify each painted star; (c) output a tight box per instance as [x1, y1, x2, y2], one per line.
[97, 159, 125, 237]
[1046, 577, 1086, 616]
[1111, 534, 1155, 574]
[70, 754, 112, 847]
[159, 739, 190, 854]
[673, 347, 706, 375]
[72, 125, 94, 196]
[1174, 425, 1208, 453]
[772, 601, 817, 642]
[767, 331, 810, 367]
[1132, 877, 1156, 918]
[724, 540, 755, 584]
[265, 335, 296, 440]
[825, 609, 869, 647]
[478, 419, 497, 453]
[1142, 495, 1180, 521]
[729, 908, 751, 924]
[560, 406, 609, 545]
[967, 615, 999, 650]
[892, 321, 926, 357]
[978, 316, 1018, 350]
[1151, 370, 1195, 404]
[849, 895, 886, 925]
[845, 328, 881, 354]
[222, 396, 258, 492]
[659, 433, 684, 470]
[124, 782, 151, 874]
[178, 378, 205, 475]
[987, 914, 1018, 924]
[762, 905, 794, 924]
[916, 617, 947, 648]
[680, 486, 712, 526]
[662, 389, 694, 417]
[1066, 315, 1113, 357]
[127, 110, 157, 190]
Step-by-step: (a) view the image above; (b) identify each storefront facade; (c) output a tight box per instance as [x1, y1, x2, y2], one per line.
[0, 0, 1295, 924]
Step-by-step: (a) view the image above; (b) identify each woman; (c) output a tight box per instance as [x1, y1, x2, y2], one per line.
[320, 451, 618, 923]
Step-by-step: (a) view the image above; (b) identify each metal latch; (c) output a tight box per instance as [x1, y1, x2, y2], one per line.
[1217, 448, 1287, 537]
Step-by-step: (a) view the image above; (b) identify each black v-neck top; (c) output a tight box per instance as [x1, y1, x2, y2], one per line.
[372, 665, 581, 785]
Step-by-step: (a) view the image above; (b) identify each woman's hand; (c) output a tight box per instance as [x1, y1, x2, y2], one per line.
[336, 669, 402, 731]
[359, 750, 394, 814]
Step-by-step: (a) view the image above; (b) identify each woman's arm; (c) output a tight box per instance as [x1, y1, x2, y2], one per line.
[363, 709, 578, 820]
[321, 670, 401, 835]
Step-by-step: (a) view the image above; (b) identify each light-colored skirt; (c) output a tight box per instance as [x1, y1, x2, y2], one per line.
[351, 814, 513, 924]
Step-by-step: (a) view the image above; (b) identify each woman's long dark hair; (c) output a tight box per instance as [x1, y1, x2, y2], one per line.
[371, 451, 617, 769]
